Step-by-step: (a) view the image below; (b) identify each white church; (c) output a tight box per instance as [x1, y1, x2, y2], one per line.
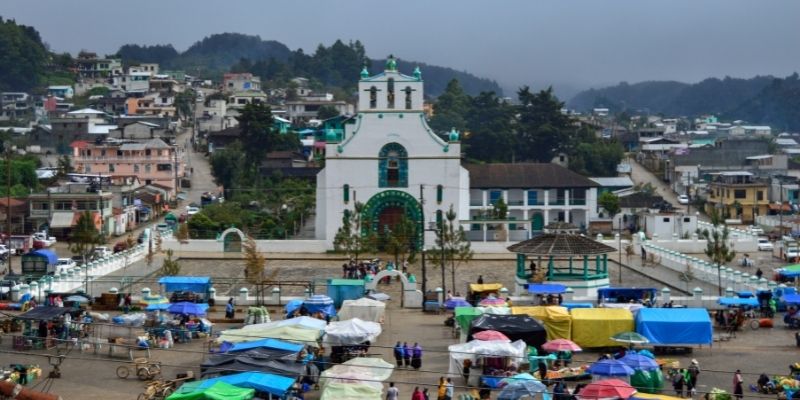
[315, 56, 600, 249]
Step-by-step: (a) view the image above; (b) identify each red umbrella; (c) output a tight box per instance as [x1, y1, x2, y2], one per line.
[542, 339, 582, 352]
[473, 330, 510, 341]
[577, 379, 637, 400]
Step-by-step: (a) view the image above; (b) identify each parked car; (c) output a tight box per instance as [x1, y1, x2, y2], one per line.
[92, 246, 112, 260]
[56, 258, 77, 274]
[785, 246, 800, 262]
[32, 232, 57, 247]
[757, 238, 774, 251]
[749, 225, 765, 235]
[113, 241, 129, 253]
[186, 206, 200, 216]
[137, 231, 146, 244]
[677, 194, 690, 205]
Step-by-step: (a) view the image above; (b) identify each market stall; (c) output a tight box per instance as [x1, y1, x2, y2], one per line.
[327, 279, 365, 308]
[12, 306, 80, 350]
[158, 276, 212, 303]
[223, 338, 304, 355]
[511, 306, 571, 340]
[448, 339, 527, 388]
[469, 314, 548, 348]
[338, 298, 386, 323]
[167, 381, 254, 400]
[467, 283, 504, 305]
[217, 325, 322, 346]
[635, 308, 712, 346]
[324, 318, 381, 363]
[201, 348, 306, 379]
[319, 357, 394, 399]
[172, 372, 295, 400]
[303, 294, 337, 318]
[570, 308, 634, 348]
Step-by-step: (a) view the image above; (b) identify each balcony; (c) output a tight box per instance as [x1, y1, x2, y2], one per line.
[507, 199, 525, 206]
[571, 198, 586, 206]
[469, 198, 484, 207]
[76, 156, 174, 163]
[550, 199, 566, 206]
[527, 199, 546, 206]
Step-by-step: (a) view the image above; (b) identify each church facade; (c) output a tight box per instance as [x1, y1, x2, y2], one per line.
[315, 57, 469, 247]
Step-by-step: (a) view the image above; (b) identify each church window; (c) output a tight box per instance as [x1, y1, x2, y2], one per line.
[369, 86, 377, 109]
[387, 79, 395, 109]
[436, 185, 443, 203]
[404, 87, 413, 109]
[436, 209, 443, 226]
[343, 184, 350, 203]
[378, 142, 408, 188]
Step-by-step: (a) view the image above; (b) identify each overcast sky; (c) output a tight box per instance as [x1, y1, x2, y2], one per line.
[2, 0, 798, 96]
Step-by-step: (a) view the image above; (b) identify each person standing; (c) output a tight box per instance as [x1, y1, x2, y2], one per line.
[225, 298, 235, 319]
[412, 387, 425, 400]
[688, 360, 700, 397]
[477, 275, 484, 284]
[444, 378, 454, 400]
[386, 382, 399, 400]
[403, 342, 412, 367]
[462, 359, 472, 386]
[734, 370, 744, 400]
[672, 369, 685, 398]
[393, 342, 404, 367]
[437, 377, 447, 400]
[411, 343, 422, 370]
[422, 388, 430, 400]
[538, 360, 548, 381]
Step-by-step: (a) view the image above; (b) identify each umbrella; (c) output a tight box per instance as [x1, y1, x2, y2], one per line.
[619, 353, 659, 371]
[611, 332, 649, 346]
[285, 300, 303, 315]
[445, 297, 471, 310]
[542, 339, 582, 353]
[473, 330, 510, 341]
[586, 359, 635, 377]
[305, 294, 333, 305]
[478, 297, 507, 307]
[168, 301, 207, 316]
[65, 295, 90, 303]
[497, 377, 547, 400]
[578, 379, 637, 400]
[500, 373, 537, 386]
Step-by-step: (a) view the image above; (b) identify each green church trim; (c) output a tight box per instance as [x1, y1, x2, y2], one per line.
[362, 190, 423, 249]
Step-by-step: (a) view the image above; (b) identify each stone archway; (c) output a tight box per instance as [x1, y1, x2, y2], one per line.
[220, 227, 245, 252]
[362, 190, 423, 249]
[364, 268, 422, 308]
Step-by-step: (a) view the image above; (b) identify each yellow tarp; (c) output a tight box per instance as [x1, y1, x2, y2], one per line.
[511, 306, 572, 340]
[469, 283, 503, 293]
[633, 393, 684, 400]
[570, 308, 634, 348]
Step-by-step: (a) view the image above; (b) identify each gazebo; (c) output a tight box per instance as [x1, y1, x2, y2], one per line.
[508, 233, 616, 297]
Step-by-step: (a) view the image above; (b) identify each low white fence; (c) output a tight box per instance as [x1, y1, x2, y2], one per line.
[9, 244, 147, 301]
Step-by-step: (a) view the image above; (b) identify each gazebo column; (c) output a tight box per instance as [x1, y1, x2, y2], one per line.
[516, 253, 526, 278]
[595, 255, 601, 275]
[568, 257, 573, 275]
[602, 254, 608, 274]
[548, 256, 555, 280]
[583, 255, 588, 279]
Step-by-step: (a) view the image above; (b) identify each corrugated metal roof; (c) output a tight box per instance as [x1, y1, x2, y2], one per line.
[119, 143, 146, 151]
[590, 177, 634, 188]
[464, 163, 599, 189]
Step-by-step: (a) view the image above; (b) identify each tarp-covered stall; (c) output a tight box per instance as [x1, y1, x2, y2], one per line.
[448, 339, 527, 376]
[201, 348, 306, 379]
[338, 298, 386, 322]
[218, 325, 322, 346]
[323, 318, 382, 346]
[635, 308, 712, 345]
[167, 381, 254, 400]
[174, 372, 295, 398]
[158, 276, 211, 295]
[511, 306, 571, 340]
[570, 308, 634, 348]
[468, 314, 547, 348]
[327, 279, 365, 308]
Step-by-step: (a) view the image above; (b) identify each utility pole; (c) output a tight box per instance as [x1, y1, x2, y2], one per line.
[173, 145, 179, 205]
[418, 185, 427, 297]
[5, 150, 12, 275]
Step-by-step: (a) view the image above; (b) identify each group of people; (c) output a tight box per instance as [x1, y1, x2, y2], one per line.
[670, 359, 702, 398]
[393, 341, 423, 370]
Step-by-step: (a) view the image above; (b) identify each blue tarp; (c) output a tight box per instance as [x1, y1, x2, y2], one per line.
[227, 339, 304, 354]
[145, 303, 172, 311]
[598, 288, 657, 303]
[737, 291, 754, 298]
[635, 308, 712, 345]
[158, 276, 212, 293]
[527, 284, 567, 294]
[783, 294, 800, 304]
[718, 297, 759, 307]
[28, 249, 58, 265]
[187, 372, 296, 397]
[561, 302, 593, 310]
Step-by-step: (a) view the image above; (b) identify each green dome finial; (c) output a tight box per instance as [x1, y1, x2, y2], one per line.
[360, 66, 369, 79]
[448, 127, 460, 142]
[385, 54, 397, 71]
[413, 66, 422, 80]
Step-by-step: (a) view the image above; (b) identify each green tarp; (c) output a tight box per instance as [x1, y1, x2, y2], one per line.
[455, 307, 482, 332]
[167, 381, 254, 400]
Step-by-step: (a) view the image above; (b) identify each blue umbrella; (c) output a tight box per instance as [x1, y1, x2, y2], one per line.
[497, 378, 547, 400]
[285, 300, 304, 315]
[168, 301, 207, 316]
[586, 359, 635, 377]
[445, 297, 470, 310]
[619, 353, 659, 371]
[304, 294, 333, 305]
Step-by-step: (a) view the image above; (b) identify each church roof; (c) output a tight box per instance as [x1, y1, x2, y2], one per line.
[464, 163, 599, 189]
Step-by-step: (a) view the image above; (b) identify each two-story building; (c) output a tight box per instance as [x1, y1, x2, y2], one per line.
[223, 73, 261, 92]
[285, 99, 353, 124]
[464, 163, 600, 242]
[705, 171, 768, 222]
[0, 92, 32, 121]
[227, 91, 267, 109]
[71, 138, 184, 197]
[75, 51, 123, 79]
[47, 86, 74, 99]
[28, 184, 114, 238]
[112, 72, 150, 94]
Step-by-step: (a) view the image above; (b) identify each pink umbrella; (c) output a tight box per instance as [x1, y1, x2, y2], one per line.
[473, 330, 509, 341]
[577, 379, 636, 400]
[478, 297, 506, 306]
[542, 339, 582, 352]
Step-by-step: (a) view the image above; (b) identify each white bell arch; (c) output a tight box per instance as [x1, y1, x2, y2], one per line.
[365, 269, 422, 308]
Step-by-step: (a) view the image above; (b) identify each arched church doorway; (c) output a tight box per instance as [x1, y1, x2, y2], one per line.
[363, 190, 423, 250]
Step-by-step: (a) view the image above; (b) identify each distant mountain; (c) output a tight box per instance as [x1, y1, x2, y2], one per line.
[115, 34, 500, 97]
[566, 75, 800, 129]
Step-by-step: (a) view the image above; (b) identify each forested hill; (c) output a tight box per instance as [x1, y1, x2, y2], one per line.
[567, 74, 800, 130]
[116, 33, 501, 97]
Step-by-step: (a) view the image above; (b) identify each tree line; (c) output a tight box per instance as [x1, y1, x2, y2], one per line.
[431, 79, 624, 176]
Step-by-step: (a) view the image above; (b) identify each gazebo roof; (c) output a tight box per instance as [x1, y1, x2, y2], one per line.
[507, 234, 616, 256]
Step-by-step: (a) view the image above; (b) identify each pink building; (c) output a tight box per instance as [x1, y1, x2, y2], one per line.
[71, 139, 184, 197]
